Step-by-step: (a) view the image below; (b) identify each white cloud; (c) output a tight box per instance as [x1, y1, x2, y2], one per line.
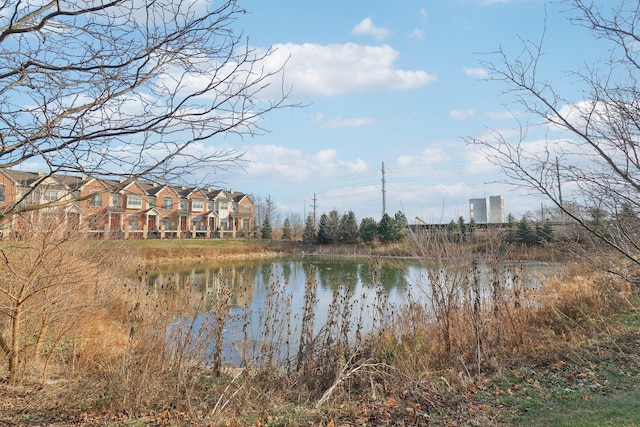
[261, 42, 437, 98]
[463, 145, 500, 175]
[321, 116, 374, 129]
[409, 28, 424, 39]
[449, 109, 475, 121]
[352, 18, 391, 40]
[556, 101, 599, 131]
[395, 147, 450, 168]
[242, 145, 368, 181]
[463, 66, 489, 78]
[419, 8, 428, 19]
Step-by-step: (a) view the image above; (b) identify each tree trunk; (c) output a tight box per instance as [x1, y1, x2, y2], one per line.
[9, 302, 22, 383]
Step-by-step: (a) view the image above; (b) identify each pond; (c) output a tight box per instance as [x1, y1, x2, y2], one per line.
[140, 255, 556, 368]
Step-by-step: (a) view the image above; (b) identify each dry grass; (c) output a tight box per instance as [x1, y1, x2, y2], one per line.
[1, 226, 638, 425]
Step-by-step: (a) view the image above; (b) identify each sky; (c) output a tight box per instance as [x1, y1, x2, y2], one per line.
[197, 0, 607, 224]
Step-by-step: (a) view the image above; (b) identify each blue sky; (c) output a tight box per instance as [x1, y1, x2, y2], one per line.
[204, 0, 603, 224]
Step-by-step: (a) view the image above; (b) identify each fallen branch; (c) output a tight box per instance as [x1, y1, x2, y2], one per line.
[316, 356, 386, 408]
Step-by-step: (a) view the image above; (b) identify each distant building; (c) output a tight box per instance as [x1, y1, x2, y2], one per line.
[469, 198, 489, 223]
[489, 195, 505, 223]
[469, 196, 504, 224]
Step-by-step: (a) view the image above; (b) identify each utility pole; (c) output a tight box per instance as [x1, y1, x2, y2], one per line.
[381, 161, 386, 217]
[311, 193, 317, 227]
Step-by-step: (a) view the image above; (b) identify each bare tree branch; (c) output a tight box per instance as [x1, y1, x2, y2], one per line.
[0, 0, 291, 222]
[468, 0, 640, 271]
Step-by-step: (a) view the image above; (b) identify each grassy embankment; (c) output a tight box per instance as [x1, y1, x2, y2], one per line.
[0, 236, 639, 426]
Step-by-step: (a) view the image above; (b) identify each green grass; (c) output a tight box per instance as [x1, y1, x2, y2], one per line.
[114, 237, 265, 248]
[494, 304, 640, 426]
[91, 237, 291, 253]
[510, 381, 640, 426]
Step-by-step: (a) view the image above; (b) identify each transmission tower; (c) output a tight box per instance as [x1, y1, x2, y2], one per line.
[381, 161, 386, 217]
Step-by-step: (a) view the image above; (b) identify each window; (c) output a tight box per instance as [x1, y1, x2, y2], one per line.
[0, 184, 5, 203]
[126, 194, 142, 209]
[163, 196, 173, 209]
[88, 191, 102, 207]
[192, 217, 202, 230]
[111, 194, 121, 206]
[43, 189, 59, 202]
[243, 205, 251, 212]
[192, 199, 204, 211]
[148, 196, 156, 208]
[219, 201, 228, 210]
[179, 199, 187, 210]
[207, 201, 214, 211]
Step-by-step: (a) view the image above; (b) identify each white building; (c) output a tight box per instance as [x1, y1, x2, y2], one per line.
[489, 195, 505, 223]
[469, 196, 504, 224]
[469, 198, 489, 223]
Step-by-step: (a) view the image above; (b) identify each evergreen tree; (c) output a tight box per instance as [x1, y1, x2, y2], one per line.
[378, 213, 395, 243]
[359, 217, 378, 243]
[457, 216, 467, 243]
[505, 213, 517, 243]
[281, 218, 292, 240]
[326, 210, 342, 243]
[393, 211, 409, 242]
[302, 214, 316, 244]
[317, 213, 330, 244]
[340, 210, 359, 244]
[261, 216, 272, 239]
[516, 217, 536, 245]
[467, 217, 477, 240]
[537, 219, 555, 243]
[317, 210, 341, 244]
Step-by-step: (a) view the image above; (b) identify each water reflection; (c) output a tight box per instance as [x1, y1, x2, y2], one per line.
[143, 256, 414, 365]
[143, 256, 555, 367]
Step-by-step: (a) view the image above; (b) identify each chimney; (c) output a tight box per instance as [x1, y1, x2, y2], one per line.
[38, 169, 45, 177]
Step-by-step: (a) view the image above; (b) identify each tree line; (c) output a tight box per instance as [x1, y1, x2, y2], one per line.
[445, 214, 556, 246]
[260, 210, 409, 244]
[261, 206, 561, 247]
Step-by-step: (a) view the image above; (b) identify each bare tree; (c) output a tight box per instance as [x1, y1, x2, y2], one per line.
[287, 211, 303, 241]
[0, 213, 125, 383]
[468, 0, 640, 274]
[0, 0, 287, 223]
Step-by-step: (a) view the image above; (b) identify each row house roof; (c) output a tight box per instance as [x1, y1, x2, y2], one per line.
[1, 168, 252, 208]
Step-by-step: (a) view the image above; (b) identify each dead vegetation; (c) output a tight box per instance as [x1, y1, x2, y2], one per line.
[0, 227, 638, 426]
